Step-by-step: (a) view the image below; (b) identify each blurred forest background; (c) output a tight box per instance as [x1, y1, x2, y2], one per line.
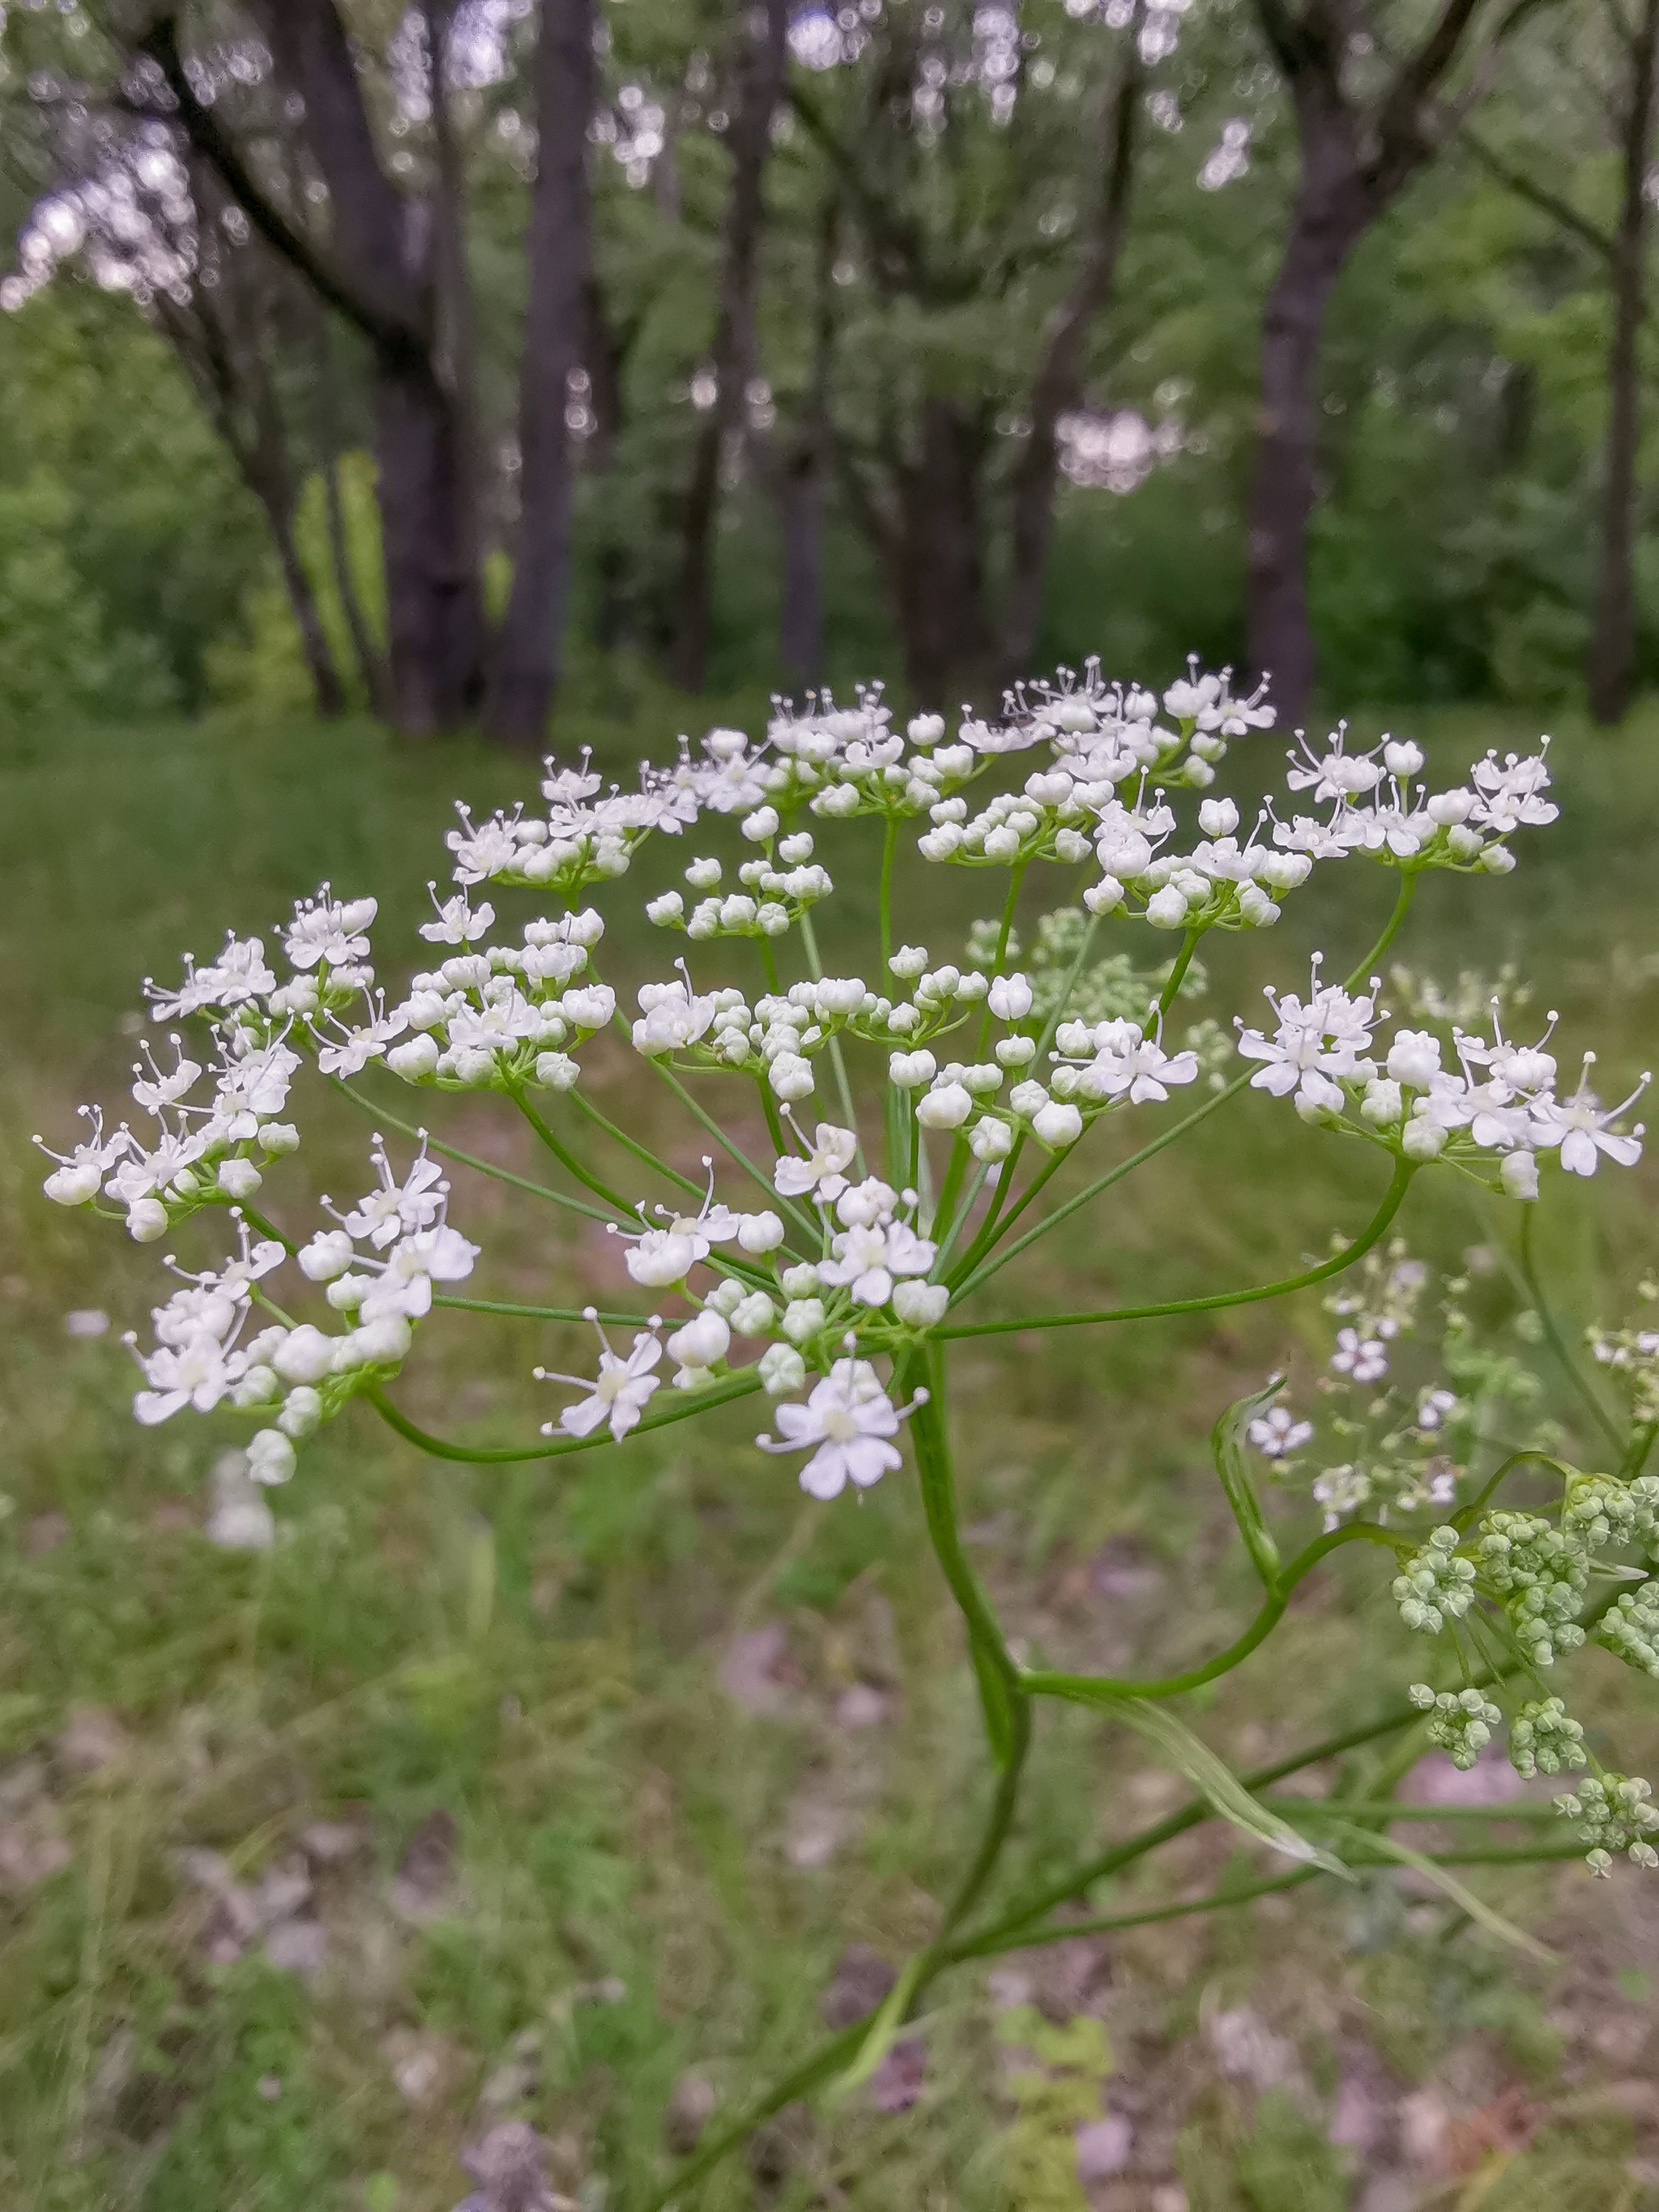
[2, 0, 1657, 742]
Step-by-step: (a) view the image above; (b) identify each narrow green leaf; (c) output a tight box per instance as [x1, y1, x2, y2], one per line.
[1097, 1694, 1353, 1880]
[1324, 1820, 1555, 1962]
[1212, 1376, 1286, 1590]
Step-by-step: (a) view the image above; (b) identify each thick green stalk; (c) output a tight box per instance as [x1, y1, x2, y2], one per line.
[945, 1155, 1418, 1338]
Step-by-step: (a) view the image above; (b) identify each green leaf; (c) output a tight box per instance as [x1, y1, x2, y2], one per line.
[1212, 1377, 1285, 1590]
[1098, 1695, 1353, 1880]
[1324, 1821, 1555, 1962]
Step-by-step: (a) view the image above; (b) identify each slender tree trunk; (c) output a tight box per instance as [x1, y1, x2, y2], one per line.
[896, 397, 990, 707]
[1000, 26, 1143, 681]
[372, 354, 488, 737]
[485, 0, 596, 747]
[667, 0, 789, 692]
[264, 490, 347, 716]
[322, 447, 390, 715]
[1589, 0, 1659, 726]
[777, 196, 837, 693]
[1244, 103, 1370, 724]
[778, 435, 827, 690]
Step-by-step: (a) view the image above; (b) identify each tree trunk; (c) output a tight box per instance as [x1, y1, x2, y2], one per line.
[485, 0, 596, 747]
[667, 0, 789, 692]
[1588, 0, 1659, 726]
[265, 490, 347, 717]
[778, 433, 826, 691]
[1000, 28, 1142, 682]
[896, 397, 990, 707]
[1243, 104, 1369, 725]
[372, 355, 488, 737]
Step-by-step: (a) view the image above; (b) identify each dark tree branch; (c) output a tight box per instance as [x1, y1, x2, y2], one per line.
[1459, 127, 1614, 257]
[134, 13, 418, 359]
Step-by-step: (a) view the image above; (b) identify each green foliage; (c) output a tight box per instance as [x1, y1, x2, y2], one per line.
[0, 287, 267, 715]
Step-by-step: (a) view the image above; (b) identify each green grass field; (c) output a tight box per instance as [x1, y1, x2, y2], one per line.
[2, 700, 1657, 2212]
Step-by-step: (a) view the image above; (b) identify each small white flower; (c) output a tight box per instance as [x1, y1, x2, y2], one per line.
[539, 1318, 663, 1442]
[1247, 1406, 1313, 1458]
[1331, 1326, 1388, 1383]
[781, 1298, 826, 1343]
[820, 1218, 936, 1308]
[1501, 1149, 1540, 1200]
[1529, 1059, 1647, 1178]
[774, 1123, 858, 1202]
[737, 1210, 786, 1253]
[757, 1359, 925, 1500]
[419, 890, 494, 946]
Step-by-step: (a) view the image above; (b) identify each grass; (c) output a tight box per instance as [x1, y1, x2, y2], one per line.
[2, 698, 1658, 2211]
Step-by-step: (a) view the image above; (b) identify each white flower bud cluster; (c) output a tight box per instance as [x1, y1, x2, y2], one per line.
[647, 831, 834, 942]
[1392, 1527, 1478, 1633]
[1508, 1697, 1587, 1779]
[1408, 1683, 1502, 1770]
[1596, 1582, 1659, 1678]
[1555, 1774, 1659, 1876]
[1476, 1511, 1589, 1666]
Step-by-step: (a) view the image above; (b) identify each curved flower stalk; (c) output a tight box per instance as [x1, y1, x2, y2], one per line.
[39, 661, 1655, 2195]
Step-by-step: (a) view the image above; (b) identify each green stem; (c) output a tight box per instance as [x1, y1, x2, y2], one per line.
[949, 1073, 1252, 1302]
[945, 1142, 1061, 1290]
[567, 1087, 705, 1199]
[237, 1204, 296, 1257]
[330, 1078, 616, 1225]
[1517, 1206, 1624, 1454]
[363, 1370, 761, 1465]
[949, 1869, 1317, 1961]
[1018, 1522, 1401, 1705]
[1346, 870, 1418, 989]
[797, 911, 862, 1155]
[634, 2022, 871, 2212]
[645, 1061, 816, 1240]
[432, 1294, 648, 1326]
[1623, 1420, 1659, 1480]
[1267, 1798, 1562, 1825]
[945, 1155, 1418, 1338]
[1155, 926, 1204, 1017]
[1034, 912, 1102, 1061]
[878, 815, 898, 979]
[512, 1087, 638, 1219]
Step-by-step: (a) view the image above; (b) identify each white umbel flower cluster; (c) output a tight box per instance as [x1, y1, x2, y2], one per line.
[39, 659, 1644, 1565]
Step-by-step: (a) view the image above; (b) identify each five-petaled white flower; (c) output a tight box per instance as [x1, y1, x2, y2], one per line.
[819, 1219, 936, 1309]
[1331, 1326, 1388, 1383]
[757, 1359, 925, 1499]
[774, 1122, 858, 1202]
[539, 1318, 663, 1442]
[1247, 1405, 1313, 1458]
